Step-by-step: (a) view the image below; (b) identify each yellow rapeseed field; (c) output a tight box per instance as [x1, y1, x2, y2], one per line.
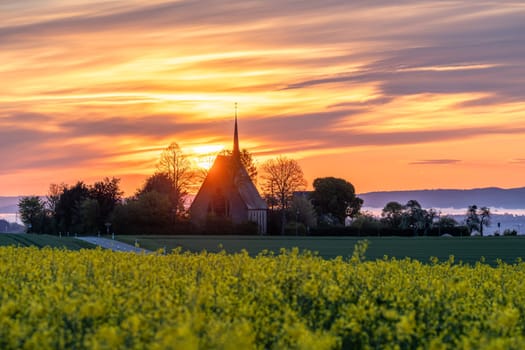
[1, 242, 525, 349]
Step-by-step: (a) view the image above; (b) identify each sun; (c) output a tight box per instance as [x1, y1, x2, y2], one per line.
[191, 144, 224, 170]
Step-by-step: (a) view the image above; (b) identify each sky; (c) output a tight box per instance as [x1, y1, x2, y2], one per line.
[1, 0, 525, 196]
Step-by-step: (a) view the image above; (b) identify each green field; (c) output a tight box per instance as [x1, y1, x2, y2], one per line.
[0, 233, 95, 250]
[3, 233, 522, 265]
[117, 235, 525, 264]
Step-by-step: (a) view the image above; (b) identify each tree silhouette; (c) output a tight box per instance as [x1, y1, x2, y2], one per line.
[89, 177, 123, 230]
[311, 177, 362, 225]
[381, 201, 404, 228]
[465, 205, 490, 236]
[261, 156, 306, 235]
[478, 206, 491, 236]
[18, 196, 45, 233]
[55, 181, 90, 234]
[157, 142, 195, 217]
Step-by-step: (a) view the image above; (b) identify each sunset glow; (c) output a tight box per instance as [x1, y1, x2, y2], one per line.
[1, 1, 524, 196]
[191, 145, 225, 170]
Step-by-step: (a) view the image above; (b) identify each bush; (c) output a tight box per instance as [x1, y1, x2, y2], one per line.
[201, 216, 259, 235]
[503, 229, 518, 236]
[284, 222, 307, 235]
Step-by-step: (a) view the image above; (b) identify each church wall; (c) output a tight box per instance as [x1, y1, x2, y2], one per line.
[228, 191, 248, 225]
[189, 189, 212, 229]
[248, 210, 267, 234]
[190, 183, 249, 231]
[191, 186, 267, 233]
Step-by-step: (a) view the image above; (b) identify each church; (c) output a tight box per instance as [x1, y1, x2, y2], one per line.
[190, 115, 268, 234]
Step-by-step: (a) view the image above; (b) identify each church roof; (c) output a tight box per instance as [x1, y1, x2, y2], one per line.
[190, 108, 268, 216]
[235, 163, 268, 210]
[198, 154, 267, 210]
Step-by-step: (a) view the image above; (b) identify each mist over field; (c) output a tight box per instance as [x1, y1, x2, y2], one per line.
[358, 187, 525, 235]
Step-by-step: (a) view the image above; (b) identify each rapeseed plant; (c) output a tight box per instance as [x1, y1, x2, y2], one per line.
[0, 245, 524, 349]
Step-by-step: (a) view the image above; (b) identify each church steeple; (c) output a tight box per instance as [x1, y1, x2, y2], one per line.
[233, 102, 240, 161]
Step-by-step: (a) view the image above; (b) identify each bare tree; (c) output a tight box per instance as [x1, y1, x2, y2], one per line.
[157, 142, 195, 217]
[261, 156, 306, 234]
[46, 183, 66, 215]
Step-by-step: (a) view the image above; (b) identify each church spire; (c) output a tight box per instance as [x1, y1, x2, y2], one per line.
[233, 102, 240, 160]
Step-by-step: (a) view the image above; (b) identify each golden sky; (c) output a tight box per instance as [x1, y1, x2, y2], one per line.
[1, 0, 525, 196]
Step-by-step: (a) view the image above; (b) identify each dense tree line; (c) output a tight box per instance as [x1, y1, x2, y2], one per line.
[306, 200, 489, 237]
[16, 142, 259, 235]
[18, 178, 123, 235]
[17, 143, 196, 235]
[17, 139, 494, 236]
[14, 141, 365, 235]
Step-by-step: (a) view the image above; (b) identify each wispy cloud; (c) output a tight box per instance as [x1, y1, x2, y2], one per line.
[1, 0, 525, 194]
[409, 159, 461, 165]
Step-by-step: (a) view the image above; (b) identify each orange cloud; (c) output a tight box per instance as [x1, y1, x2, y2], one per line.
[1, 0, 525, 196]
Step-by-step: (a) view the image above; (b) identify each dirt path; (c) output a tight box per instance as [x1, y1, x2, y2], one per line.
[77, 236, 150, 253]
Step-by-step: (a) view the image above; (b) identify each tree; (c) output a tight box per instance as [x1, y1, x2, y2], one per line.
[90, 177, 123, 229]
[46, 183, 66, 233]
[352, 212, 381, 235]
[478, 206, 491, 236]
[112, 191, 172, 235]
[381, 201, 404, 228]
[18, 196, 45, 233]
[137, 172, 180, 218]
[401, 200, 428, 236]
[422, 208, 437, 236]
[55, 181, 90, 234]
[438, 215, 458, 229]
[311, 177, 363, 225]
[138, 173, 175, 197]
[78, 198, 101, 234]
[261, 156, 307, 235]
[465, 205, 481, 235]
[46, 183, 66, 215]
[290, 195, 317, 232]
[157, 142, 195, 217]
[437, 215, 458, 236]
[466, 205, 491, 236]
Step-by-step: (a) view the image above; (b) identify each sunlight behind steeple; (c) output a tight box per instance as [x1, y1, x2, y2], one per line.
[191, 145, 224, 170]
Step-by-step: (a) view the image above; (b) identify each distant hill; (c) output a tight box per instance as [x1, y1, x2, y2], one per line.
[4, 188, 525, 212]
[0, 197, 22, 213]
[359, 187, 525, 209]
